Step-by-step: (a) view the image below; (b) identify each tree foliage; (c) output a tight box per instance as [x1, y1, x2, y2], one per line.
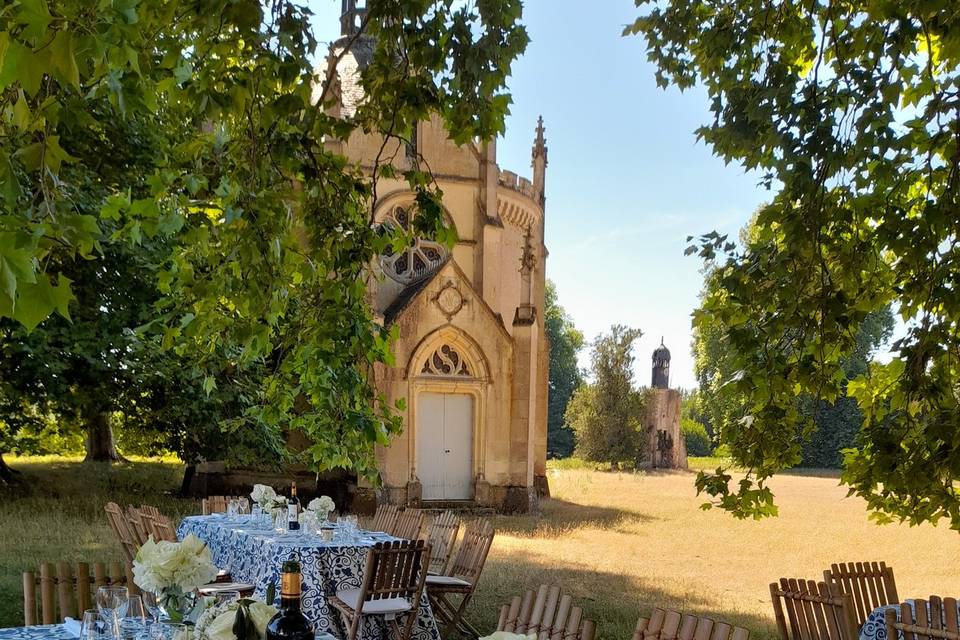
[0, 1, 528, 477]
[544, 280, 584, 458]
[627, 1, 960, 525]
[566, 325, 646, 468]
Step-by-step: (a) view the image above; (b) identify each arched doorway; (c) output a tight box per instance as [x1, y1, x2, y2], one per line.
[408, 331, 488, 502]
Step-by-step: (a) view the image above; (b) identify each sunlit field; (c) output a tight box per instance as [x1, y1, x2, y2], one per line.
[3, 457, 959, 639]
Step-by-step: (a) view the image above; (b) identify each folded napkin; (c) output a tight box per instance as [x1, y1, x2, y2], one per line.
[63, 617, 82, 638]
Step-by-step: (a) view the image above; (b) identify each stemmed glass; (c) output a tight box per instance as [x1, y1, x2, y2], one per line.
[96, 586, 128, 637]
[140, 593, 161, 623]
[80, 610, 109, 640]
[226, 499, 239, 522]
[118, 595, 149, 638]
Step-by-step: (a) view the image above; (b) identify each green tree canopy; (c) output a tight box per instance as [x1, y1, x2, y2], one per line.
[628, 1, 960, 526]
[544, 280, 584, 458]
[566, 325, 646, 468]
[0, 1, 528, 478]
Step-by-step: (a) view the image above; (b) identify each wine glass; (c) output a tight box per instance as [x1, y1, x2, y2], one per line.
[238, 499, 249, 520]
[119, 596, 148, 638]
[140, 593, 161, 623]
[227, 499, 239, 521]
[96, 586, 128, 636]
[80, 610, 108, 640]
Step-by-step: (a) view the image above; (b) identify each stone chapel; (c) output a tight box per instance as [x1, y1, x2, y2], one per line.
[323, 2, 550, 512]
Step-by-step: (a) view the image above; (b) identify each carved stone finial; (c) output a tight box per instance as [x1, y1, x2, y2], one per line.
[532, 115, 547, 161]
[519, 228, 536, 274]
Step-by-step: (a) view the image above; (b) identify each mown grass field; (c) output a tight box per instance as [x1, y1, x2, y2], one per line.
[2, 456, 959, 639]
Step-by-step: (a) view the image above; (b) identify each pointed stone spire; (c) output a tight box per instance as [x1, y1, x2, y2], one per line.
[531, 116, 548, 207]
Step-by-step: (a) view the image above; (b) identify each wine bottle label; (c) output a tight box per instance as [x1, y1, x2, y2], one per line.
[288, 504, 298, 520]
[281, 572, 301, 597]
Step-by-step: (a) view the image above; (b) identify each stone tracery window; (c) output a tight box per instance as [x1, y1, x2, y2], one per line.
[420, 344, 471, 377]
[380, 206, 448, 285]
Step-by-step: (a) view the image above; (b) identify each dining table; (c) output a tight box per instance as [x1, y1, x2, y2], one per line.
[178, 514, 441, 640]
[0, 626, 74, 640]
[860, 599, 960, 640]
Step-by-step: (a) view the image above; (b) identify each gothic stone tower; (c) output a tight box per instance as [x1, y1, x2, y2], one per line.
[322, 4, 550, 512]
[644, 340, 687, 469]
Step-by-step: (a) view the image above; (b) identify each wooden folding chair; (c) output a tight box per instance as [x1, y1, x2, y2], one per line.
[424, 511, 460, 575]
[201, 496, 240, 515]
[496, 584, 596, 640]
[885, 597, 960, 640]
[426, 518, 494, 638]
[823, 562, 899, 628]
[22, 561, 139, 626]
[329, 540, 430, 640]
[104, 502, 140, 563]
[770, 578, 859, 640]
[634, 608, 749, 640]
[371, 504, 400, 533]
[392, 509, 425, 540]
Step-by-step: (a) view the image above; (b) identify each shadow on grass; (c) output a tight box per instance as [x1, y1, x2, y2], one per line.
[492, 497, 658, 538]
[465, 546, 778, 640]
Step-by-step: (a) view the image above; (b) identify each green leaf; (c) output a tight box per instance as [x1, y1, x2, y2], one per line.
[50, 30, 80, 90]
[12, 272, 74, 331]
[16, 0, 52, 42]
[0, 153, 22, 205]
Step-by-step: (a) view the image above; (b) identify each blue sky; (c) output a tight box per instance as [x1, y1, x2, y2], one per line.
[305, 1, 770, 389]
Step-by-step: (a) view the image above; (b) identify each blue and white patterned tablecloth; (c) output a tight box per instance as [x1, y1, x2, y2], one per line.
[0, 625, 73, 640]
[860, 600, 960, 640]
[178, 515, 439, 640]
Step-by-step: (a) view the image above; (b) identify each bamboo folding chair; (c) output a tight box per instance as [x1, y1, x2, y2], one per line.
[823, 562, 899, 628]
[424, 511, 460, 575]
[22, 561, 139, 626]
[201, 496, 244, 515]
[496, 584, 596, 640]
[634, 608, 750, 640]
[371, 504, 400, 533]
[770, 579, 859, 640]
[885, 597, 960, 640]
[392, 509, 425, 540]
[328, 540, 430, 640]
[426, 518, 495, 638]
[104, 502, 140, 563]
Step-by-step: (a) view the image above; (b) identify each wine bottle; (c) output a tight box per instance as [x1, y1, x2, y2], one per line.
[287, 482, 300, 531]
[266, 559, 313, 640]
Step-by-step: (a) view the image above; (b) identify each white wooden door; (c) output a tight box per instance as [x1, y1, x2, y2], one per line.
[417, 392, 474, 500]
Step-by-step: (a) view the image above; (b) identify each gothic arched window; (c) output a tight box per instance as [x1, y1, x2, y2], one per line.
[380, 206, 448, 285]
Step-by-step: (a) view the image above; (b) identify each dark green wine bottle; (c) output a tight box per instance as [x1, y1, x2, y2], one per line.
[266, 559, 313, 640]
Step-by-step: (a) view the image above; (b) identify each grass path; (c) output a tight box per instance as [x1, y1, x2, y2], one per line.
[2, 457, 959, 639]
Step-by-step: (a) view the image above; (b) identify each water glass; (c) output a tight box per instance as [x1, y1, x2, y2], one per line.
[80, 610, 109, 640]
[238, 499, 250, 518]
[118, 596, 148, 639]
[226, 499, 239, 521]
[141, 593, 161, 623]
[97, 586, 128, 635]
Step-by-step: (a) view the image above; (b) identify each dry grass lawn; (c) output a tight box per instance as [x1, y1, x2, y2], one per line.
[469, 466, 960, 639]
[2, 456, 959, 640]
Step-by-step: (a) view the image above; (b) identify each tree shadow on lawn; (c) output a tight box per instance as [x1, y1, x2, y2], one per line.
[491, 497, 659, 538]
[465, 546, 778, 640]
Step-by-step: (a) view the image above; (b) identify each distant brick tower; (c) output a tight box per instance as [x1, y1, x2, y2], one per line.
[645, 340, 687, 469]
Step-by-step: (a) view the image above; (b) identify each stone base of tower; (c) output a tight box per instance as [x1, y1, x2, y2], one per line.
[643, 388, 688, 469]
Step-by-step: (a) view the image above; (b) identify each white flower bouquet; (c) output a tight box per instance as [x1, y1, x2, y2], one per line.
[133, 534, 218, 622]
[304, 496, 335, 522]
[250, 484, 277, 509]
[194, 599, 278, 640]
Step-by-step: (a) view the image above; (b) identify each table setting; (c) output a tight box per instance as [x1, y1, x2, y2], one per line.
[860, 599, 960, 640]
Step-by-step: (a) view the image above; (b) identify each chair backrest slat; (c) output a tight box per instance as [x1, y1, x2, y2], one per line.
[823, 562, 899, 628]
[392, 509, 425, 541]
[635, 609, 749, 640]
[23, 561, 136, 626]
[886, 599, 960, 640]
[104, 502, 139, 563]
[424, 510, 460, 574]
[771, 578, 857, 640]
[496, 584, 595, 640]
[447, 518, 494, 583]
[371, 504, 400, 533]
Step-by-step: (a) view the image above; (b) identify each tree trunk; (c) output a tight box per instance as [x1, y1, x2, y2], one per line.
[179, 464, 196, 497]
[0, 453, 20, 484]
[84, 411, 126, 462]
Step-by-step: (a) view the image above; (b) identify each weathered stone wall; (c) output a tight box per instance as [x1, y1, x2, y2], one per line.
[643, 389, 688, 469]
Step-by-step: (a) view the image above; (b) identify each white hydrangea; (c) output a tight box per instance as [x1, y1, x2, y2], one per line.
[306, 495, 335, 515]
[195, 600, 278, 640]
[250, 484, 277, 508]
[133, 534, 218, 594]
